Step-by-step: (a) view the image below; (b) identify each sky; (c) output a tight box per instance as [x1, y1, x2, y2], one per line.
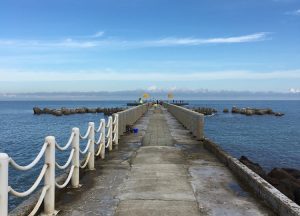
[0, 0, 300, 95]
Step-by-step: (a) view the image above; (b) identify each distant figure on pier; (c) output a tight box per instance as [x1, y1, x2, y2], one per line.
[138, 98, 143, 104]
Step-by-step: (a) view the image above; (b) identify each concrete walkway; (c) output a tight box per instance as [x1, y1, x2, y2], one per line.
[115, 108, 199, 215]
[56, 106, 273, 216]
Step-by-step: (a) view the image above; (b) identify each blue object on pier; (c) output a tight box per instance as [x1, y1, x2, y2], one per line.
[133, 128, 139, 134]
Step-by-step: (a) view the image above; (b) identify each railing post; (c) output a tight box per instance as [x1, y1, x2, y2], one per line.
[108, 116, 113, 151]
[88, 122, 95, 170]
[113, 113, 119, 146]
[44, 136, 57, 215]
[71, 127, 80, 188]
[0, 153, 9, 216]
[100, 119, 106, 159]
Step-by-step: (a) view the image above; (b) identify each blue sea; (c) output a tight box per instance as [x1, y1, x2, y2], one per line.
[0, 100, 299, 210]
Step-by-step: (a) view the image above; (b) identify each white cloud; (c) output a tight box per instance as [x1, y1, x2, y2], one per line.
[0, 38, 100, 48]
[169, 86, 177, 91]
[57, 38, 98, 48]
[0, 32, 270, 49]
[147, 32, 269, 46]
[91, 31, 105, 38]
[285, 9, 300, 15]
[147, 85, 158, 91]
[1, 69, 300, 82]
[146, 85, 178, 92]
[289, 88, 300, 93]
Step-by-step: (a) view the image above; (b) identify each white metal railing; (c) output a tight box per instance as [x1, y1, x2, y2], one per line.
[0, 113, 119, 216]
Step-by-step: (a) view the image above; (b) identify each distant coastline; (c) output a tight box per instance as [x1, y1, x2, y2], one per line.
[1, 90, 300, 101]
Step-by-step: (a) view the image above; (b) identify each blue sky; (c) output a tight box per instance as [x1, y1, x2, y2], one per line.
[0, 0, 300, 93]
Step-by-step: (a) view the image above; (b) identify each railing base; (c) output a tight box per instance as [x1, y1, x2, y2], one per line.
[71, 184, 82, 189]
[40, 209, 59, 216]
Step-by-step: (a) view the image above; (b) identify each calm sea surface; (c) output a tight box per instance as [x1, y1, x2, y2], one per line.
[0, 100, 299, 210]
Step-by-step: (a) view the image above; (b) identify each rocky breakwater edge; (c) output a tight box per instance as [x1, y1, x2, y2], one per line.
[229, 106, 284, 116]
[191, 106, 284, 117]
[33, 107, 125, 116]
[192, 107, 218, 116]
[240, 156, 300, 206]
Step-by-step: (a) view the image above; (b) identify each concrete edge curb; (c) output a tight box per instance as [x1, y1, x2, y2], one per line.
[203, 138, 300, 216]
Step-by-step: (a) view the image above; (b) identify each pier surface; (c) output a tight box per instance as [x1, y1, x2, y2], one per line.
[56, 106, 273, 215]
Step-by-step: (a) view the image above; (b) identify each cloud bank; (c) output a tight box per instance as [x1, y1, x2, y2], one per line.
[0, 68, 299, 82]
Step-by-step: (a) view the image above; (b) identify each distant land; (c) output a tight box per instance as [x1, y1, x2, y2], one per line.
[1, 89, 300, 100]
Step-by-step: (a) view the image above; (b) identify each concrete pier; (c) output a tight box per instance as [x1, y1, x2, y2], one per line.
[55, 106, 274, 215]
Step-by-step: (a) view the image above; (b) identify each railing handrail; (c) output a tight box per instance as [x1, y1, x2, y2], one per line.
[8, 164, 48, 197]
[55, 132, 75, 151]
[9, 142, 48, 171]
[79, 125, 92, 140]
